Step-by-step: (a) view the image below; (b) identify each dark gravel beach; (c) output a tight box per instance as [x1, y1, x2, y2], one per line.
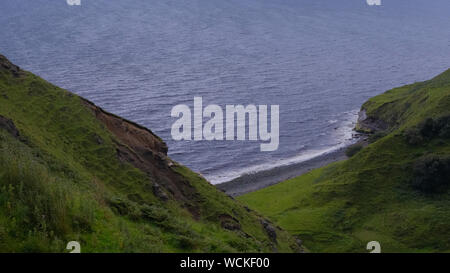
[216, 147, 349, 197]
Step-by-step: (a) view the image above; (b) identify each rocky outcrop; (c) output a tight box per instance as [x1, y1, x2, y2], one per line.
[0, 54, 24, 77]
[219, 214, 242, 231]
[0, 115, 20, 138]
[261, 219, 277, 242]
[356, 109, 388, 133]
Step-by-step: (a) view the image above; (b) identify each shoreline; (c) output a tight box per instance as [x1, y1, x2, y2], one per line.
[216, 137, 366, 197]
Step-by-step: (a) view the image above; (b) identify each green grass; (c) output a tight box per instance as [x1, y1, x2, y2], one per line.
[0, 56, 300, 253]
[239, 69, 450, 253]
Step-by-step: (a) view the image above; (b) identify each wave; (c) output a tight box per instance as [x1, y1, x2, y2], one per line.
[206, 109, 359, 185]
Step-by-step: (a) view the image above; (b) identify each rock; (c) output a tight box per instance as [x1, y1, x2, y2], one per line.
[93, 133, 104, 145]
[356, 109, 388, 133]
[0, 115, 20, 138]
[296, 238, 303, 247]
[219, 214, 241, 231]
[0, 54, 23, 77]
[261, 219, 277, 242]
[152, 182, 169, 201]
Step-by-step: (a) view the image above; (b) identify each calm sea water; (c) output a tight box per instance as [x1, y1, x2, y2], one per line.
[1, 0, 449, 183]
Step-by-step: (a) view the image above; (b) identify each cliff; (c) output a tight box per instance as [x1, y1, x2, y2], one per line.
[0, 54, 303, 252]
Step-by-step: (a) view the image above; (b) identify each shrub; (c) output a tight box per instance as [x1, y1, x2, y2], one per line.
[435, 116, 450, 138]
[345, 144, 363, 157]
[368, 131, 387, 143]
[411, 155, 450, 193]
[404, 127, 424, 145]
[420, 118, 436, 138]
[405, 115, 450, 145]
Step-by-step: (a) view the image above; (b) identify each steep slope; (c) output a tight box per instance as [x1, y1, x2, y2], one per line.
[0, 54, 302, 253]
[240, 69, 450, 253]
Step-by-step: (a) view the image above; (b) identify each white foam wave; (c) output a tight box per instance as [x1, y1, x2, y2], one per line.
[207, 109, 359, 185]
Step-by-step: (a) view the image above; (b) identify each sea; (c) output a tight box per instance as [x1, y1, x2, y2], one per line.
[1, 0, 449, 184]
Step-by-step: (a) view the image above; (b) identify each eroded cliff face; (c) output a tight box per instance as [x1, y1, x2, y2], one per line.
[83, 99, 168, 154]
[356, 109, 388, 134]
[0, 53, 303, 252]
[81, 98, 204, 216]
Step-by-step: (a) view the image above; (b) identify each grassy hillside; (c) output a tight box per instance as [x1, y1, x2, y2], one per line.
[0, 54, 302, 253]
[240, 69, 450, 253]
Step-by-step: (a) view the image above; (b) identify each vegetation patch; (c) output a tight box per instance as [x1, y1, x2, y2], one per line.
[411, 155, 450, 194]
[345, 144, 364, 157]
[240, 69, 450, 252]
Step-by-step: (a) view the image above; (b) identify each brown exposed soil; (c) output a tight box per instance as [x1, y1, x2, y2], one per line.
[81, 98, 201, 218]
